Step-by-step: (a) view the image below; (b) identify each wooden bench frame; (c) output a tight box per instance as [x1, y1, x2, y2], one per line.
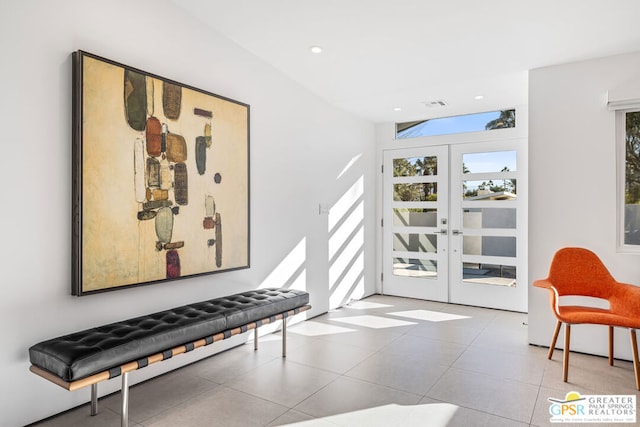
[30, 305, 310, 427]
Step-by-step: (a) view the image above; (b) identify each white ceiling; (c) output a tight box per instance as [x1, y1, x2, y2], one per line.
[171, 0, 640, 124]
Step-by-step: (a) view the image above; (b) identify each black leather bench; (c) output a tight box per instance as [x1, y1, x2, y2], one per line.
[29, 288, 310, 427]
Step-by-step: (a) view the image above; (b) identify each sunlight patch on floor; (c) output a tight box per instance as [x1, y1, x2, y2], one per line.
[388, 310, 470, 322]
[330, 315, 417, 329]
[282, 403, 459, 427]
[344, 301, 393, 310]
[289, 321, 356, 336]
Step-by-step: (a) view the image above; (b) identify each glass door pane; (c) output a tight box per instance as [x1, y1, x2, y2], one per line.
[383, 146, 449, 302]
[450, 142, 527, 312]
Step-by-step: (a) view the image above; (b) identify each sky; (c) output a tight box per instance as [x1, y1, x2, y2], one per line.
[463, 150, 516, 173]
[397, 110, 509, 139]
[396, 110, 518, 193]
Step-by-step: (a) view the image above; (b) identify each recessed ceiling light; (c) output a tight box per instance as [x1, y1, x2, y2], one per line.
[310, 45, 323, 54]
[474, 95, 484, 100]
[393, 107, 402, 111]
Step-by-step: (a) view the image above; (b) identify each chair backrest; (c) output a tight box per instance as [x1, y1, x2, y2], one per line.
[547, 247, 617, 299]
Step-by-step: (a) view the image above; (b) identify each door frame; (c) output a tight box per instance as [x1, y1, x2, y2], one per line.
[381, 145, 450, 302]
[448, 139, 528, 312]
[375, 118, 528, 312]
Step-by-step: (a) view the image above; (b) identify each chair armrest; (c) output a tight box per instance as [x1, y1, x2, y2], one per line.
[533, 279, 552, 289]
[611, 282, 640, 318]
[533, 279, 561, 317]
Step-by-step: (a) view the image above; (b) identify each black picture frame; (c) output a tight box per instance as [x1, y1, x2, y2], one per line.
[72, 50, 250, 296]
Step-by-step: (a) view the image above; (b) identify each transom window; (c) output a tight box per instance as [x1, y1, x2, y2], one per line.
[396, 109, 516, 140]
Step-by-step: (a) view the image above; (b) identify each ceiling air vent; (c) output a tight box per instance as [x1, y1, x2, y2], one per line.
[423, 99, 448, 108]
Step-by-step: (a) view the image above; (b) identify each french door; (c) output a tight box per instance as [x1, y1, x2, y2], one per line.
[382, 139, 527, 312]
[382, 146, 449, 301]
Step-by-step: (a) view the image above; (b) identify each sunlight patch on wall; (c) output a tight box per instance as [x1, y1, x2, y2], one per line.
[329, 250, 364, 309]
[329, 176, 364, 232]
[329, 200, 364, 260]
[329, 222, 364, 284]
[336, 153, 362, 180]
[328, 175, 366, 309]
[259, 237, 306, 291]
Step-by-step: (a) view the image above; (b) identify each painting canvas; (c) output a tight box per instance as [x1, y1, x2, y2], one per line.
[72, 50, 250, 295]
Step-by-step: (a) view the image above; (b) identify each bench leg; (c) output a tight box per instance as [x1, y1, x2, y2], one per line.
[254, 327, 258, 351]
[121, 372, 130, 427]
[90, 383, 98, 416]
[282, 317, 287, 358]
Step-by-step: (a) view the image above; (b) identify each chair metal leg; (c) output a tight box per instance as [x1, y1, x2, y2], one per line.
[630, 329, 640, 390]
[548, 320, 562, 360]
[563, 324, 571, 382]
[609, 326, 614, 366]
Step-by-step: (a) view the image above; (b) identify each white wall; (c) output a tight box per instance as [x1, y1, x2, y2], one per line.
[0, 1, 376, 425]
[528, 51, 640, 359]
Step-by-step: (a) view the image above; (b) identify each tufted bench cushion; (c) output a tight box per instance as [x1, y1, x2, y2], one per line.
[29, 288, 309, 382]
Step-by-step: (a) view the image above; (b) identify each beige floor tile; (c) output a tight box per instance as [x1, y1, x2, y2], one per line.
[444, 405, 529, 427]
[453, 345, 546, 385]
[531, 386, 561, 427]
[471, 323, 533, 355]
[101, 368, 218, 423]
[281, 337, 376, 374]
[29, 404, 132, 427]
[378, 334, 468, 367]
[426, 368, 539, 423]
[404, 321, 482, 345]
[180, 341, 278, 384]
[293, 376, 421, 419]
[225, 358, 339, 407]
[345, 349, 449, 395]
[418, 396, 530, 426]
[541, 350, 640, 395]
[142, 386, 289, 427]
[291, 318, 404, 352]
[266, 409, 320, 426]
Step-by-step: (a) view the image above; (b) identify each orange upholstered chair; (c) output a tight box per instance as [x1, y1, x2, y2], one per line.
[533, 247, 640, 389]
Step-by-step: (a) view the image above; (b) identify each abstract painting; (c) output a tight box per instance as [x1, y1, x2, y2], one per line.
[72, 51, 249, 295]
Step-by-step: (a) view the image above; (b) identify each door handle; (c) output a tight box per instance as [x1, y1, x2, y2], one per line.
[452, 229, 463, 235]
[434, 229, 448, 235]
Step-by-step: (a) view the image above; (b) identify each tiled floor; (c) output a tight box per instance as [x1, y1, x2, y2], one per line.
[31, 295, 640, 426]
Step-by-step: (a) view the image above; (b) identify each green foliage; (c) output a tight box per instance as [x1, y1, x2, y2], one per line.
[463, 167, 516, 198]
[485, 110, 516, 130]
[392, 156, 438, 201]
[626, 112, 640, 204]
